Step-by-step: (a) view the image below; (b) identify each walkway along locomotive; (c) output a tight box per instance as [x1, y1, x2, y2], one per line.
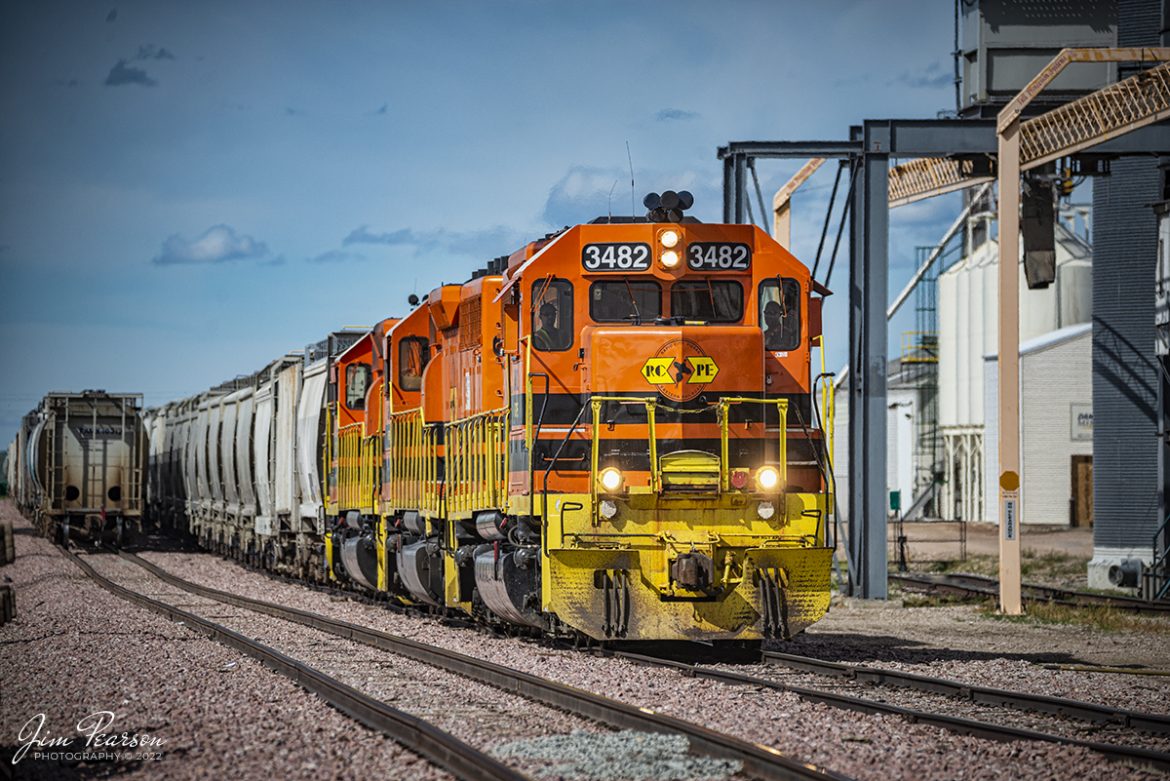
[145, 193, 836, 642]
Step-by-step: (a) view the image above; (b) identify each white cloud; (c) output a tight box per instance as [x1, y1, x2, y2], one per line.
[152, 224, 270, 265]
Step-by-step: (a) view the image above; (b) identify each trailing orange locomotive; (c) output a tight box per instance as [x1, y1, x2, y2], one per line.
[149, 191, 834, 642]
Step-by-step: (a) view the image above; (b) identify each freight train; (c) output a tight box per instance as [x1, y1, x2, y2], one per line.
[145, 192, 835, 643]
[8, 391, 146, 545]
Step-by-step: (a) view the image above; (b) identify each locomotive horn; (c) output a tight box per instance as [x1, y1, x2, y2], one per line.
[643, 192, 661, 210]
[659, 190, 680, 210]
[677, 190, 694, 210]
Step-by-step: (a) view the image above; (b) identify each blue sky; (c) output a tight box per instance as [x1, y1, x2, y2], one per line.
[0, 0, 959, 447]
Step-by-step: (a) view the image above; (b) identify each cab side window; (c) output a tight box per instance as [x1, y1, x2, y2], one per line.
[345, 363, 371, 409]
[398, 337, 429, 392]
[531, 278, 573, 351]
[759, 278, 801, 351]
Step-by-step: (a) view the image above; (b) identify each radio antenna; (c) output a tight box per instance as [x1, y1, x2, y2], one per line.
[607, 179, 618, 221]
[626, 141, 635, 217]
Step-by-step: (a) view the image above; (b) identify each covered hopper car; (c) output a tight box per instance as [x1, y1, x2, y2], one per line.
[147, 193, 836, 643]
[14, 391, 146, 545]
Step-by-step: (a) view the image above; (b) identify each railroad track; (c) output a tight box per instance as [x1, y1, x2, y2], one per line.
[890, 572, 1170, 615]
[603, 649, 1170, 773]
[98, 544, 1170, 775]
[762, 651, 1170, 735]
[62, 547, 526, 781]
[112, 550, 850, 781]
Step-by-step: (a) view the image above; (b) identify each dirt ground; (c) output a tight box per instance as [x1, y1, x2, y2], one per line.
[795, 520, 1170, 673]
[802, 593, 1170, 672]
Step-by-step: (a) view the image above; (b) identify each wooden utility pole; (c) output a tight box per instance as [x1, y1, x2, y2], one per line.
[995, 118, 1024, 615]
[995, 47, 1170, 614]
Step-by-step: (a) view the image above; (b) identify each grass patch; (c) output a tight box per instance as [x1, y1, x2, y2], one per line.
[1019, 549, 1085, 579]
[901, 594, 989, 609]
[978, 601, 1170, 634]
[913, 549, 1090, 590]
[921, 555, 997, 577]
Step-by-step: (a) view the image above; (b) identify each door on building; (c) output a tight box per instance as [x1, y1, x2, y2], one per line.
[1071, 455, 1093, 527]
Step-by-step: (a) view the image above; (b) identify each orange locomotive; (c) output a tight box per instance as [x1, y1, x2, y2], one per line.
[325, 191, 835, 642]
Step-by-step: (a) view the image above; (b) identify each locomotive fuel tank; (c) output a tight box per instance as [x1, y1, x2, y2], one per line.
[337, 529, 379, 591]
[397, 538, 444, 606]
[474, 546, 542, 627]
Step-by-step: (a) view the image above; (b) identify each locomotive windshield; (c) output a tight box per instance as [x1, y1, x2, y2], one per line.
[670, 280, 743, 323]
[589, 280, 661, 323]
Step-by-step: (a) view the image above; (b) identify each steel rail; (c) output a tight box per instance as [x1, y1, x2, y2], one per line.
[63, 549, 528, 781]
[761, 651, 1170, 735]
[116, 551, 850, 781]
[890, 572, 1170, 615]
[606, 650, 1170, 773]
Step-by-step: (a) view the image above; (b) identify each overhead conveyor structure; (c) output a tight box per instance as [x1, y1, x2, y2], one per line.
[889, 49, 1170, 206]
[719, 47, 1170, 601]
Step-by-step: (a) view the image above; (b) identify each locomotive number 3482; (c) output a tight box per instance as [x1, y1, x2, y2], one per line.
[581, 243, 651, 271]
[687, 242, 751, 270]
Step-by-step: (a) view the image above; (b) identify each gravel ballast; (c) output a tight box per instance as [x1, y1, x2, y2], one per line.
[80, 551, 620, 780]
[137, 545, 1170, 781]
[0, 503, 450, 781]
[789, 598, 1170, 712]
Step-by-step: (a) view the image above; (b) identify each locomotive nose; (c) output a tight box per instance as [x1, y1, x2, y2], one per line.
[582, 324, 774, 497]
[583, 324, 764, 400]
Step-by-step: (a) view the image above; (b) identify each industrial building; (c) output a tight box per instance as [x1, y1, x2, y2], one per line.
[833, 204, 1093, 528]
[752, 0, 1170, 597]
[939, 204, 1093, 527]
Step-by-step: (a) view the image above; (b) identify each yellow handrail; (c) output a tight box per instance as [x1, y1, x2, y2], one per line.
[586, 395, 788, 508]
[523, 335, 533, 451]
[445, 406, 510, 515]
[589, 397, 660, 511]
[815, 333, 834, 472]
[386, 408, 440, 515]
[716, 397, 789, 492]
[336, 423, 380, 514]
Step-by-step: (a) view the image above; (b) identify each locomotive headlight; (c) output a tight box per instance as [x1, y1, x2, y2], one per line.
[659, 229, 680, 248]
[660, 249, 681, 269]
[755, 465, 781, 492]
[599, 467, 624, 494]
[757, 501, 776, 520]
[599, 499, 619, 520]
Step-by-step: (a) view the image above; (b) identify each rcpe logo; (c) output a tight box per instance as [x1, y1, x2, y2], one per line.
[640, 339, 719, 402]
